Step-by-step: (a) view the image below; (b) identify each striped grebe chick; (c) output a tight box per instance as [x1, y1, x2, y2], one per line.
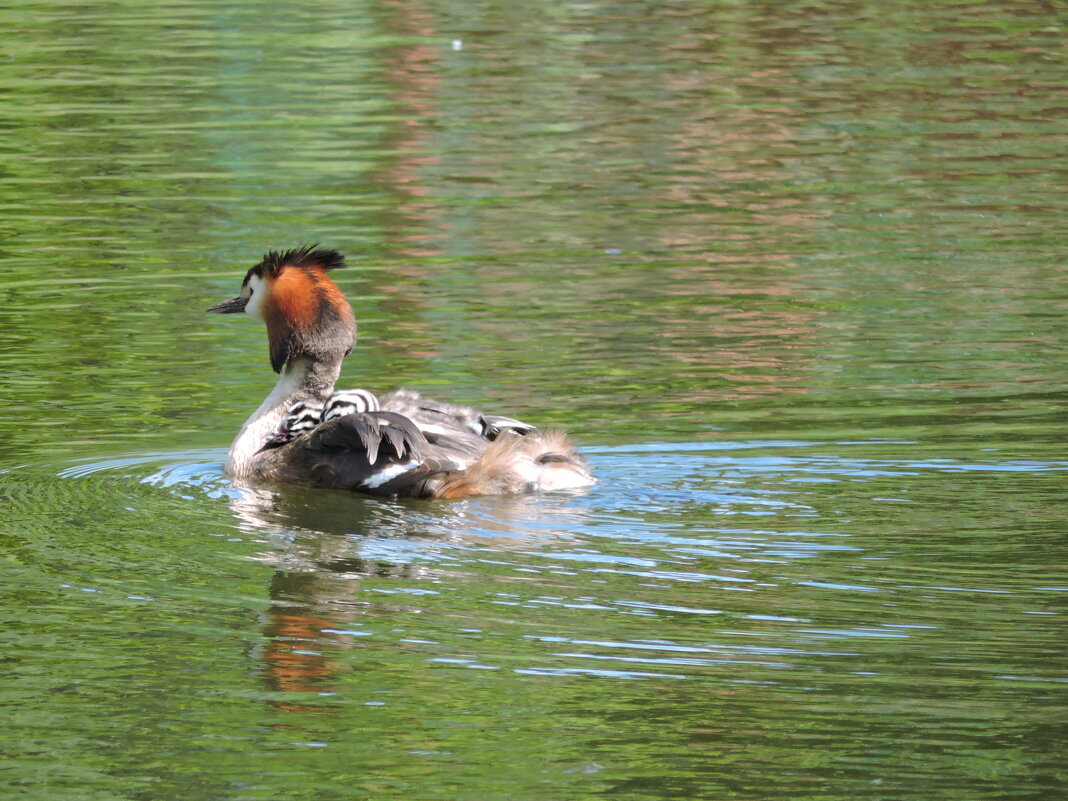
[208, 246, 594, 498]
[265, 388, 382, 448]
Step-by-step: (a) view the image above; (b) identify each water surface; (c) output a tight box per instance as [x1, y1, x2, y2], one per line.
[1, 1, 1065, 799]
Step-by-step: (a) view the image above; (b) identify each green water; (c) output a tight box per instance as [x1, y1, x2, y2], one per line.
[1, 1, 1065, 799]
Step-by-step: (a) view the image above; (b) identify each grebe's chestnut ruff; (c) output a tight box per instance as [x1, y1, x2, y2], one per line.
[208, 246, 594, 498]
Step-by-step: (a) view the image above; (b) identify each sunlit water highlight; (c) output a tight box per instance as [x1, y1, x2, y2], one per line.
[5, 434, 1067, 798]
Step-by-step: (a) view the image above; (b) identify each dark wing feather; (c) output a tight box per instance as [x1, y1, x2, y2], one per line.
[254, 412, 428, 492]
[310, 412, 423, 462]
[380, 423, 413, 462]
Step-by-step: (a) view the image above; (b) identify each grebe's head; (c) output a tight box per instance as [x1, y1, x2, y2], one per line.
[209, 245, 356, 372]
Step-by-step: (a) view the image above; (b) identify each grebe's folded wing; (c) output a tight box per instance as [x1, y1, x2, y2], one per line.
[310, 411, 422, 465]
[257, 411, 429, 493]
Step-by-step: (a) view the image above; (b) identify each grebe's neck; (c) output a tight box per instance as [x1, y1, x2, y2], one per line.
[225, 356, 343, 477]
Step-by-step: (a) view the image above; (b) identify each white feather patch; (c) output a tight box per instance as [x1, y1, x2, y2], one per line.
[245, 274, 267, 320]
[361, 460, 420, 489]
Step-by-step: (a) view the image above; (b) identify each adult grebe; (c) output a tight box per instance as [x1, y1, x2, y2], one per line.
[208, 246, 594, 498]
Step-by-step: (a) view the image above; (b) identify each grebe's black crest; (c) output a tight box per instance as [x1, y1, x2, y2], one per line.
[248, 244, 347, 282]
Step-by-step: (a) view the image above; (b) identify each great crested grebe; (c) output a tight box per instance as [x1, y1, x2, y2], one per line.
[208, 246, 594, 498]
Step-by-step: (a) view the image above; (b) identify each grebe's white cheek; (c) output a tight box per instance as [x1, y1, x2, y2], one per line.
[244, 274, 267, 321]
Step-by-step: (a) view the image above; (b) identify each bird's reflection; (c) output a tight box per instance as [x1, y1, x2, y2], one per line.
[227, 480, 589, 714]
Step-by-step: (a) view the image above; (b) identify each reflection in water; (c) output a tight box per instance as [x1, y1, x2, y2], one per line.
[17, 427, 1068, 800]
[224, 475, 588, 546]
[222, 472, 593, 714]
[260, 569, 356, 713]
[348, 0, 834, 421]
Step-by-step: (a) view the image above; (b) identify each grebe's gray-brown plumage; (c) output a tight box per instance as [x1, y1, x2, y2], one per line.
[208, 246, 594, 498]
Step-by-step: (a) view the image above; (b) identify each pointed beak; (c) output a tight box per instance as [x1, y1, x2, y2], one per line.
[207, 296, 248, 314]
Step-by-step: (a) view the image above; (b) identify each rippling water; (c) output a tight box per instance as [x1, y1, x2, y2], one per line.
[1, 1, 1065, 799]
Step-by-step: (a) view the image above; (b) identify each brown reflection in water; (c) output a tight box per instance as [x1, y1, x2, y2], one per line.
[376, 0, 445, 255]
[363, 0, 448, 360]
[258, 558, 427, 716]
[646, 14, 826, 402]
[261, 570, 358, 714]
[228, 486, 390, 715]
